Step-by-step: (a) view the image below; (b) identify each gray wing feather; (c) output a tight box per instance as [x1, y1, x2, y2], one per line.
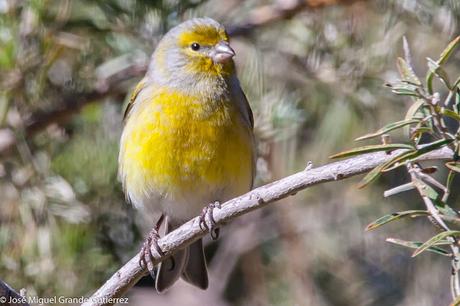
[230, 76, 256, 186]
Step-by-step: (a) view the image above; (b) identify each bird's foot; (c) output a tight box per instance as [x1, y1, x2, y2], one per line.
[139, 214, 165, 277]
[199, 201, 221, 240]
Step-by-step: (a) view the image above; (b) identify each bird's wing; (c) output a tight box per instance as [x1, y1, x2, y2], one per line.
[239, 89, 254, 129]
[123, 77, 147, 121]
[230, 76, 254, 130]
[230, 77, 257, 187]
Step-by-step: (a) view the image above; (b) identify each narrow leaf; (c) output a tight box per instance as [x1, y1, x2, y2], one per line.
[441, 108, 460, 121]
[329, 144, 414, 159]
[406, 139, 455, 163]
[403, 36, 413, 66]
[397, 57, 421, 85]
[438, 35, 460, 65]
[427, 57, 451, 88]
[358, 136, 452, 189]
[358, 151, 411, 188]
[380, 150, 420, 172]
[365, 210, 428, 231]
[412, 231, 460, 257]
[434, 199, 459, 218]
[355, 119, 420, 141]
[391, 88, 420, 97]
[426, 70, 435, 95]
[405, 99, 425, 120]
[386, 238, 450, 256]
[453, 75, 460, 89]
[410, 127, 433, 139]
[413, 179, 439, 201]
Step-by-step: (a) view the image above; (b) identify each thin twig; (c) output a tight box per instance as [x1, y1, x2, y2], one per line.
[82, 146, 452, 306]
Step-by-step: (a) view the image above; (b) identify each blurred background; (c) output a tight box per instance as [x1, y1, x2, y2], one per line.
[1, 0, 460, 305]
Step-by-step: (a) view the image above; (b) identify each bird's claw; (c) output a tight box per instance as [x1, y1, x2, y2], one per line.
[199, 201, 221, 240]
[139, 214, 165, 277]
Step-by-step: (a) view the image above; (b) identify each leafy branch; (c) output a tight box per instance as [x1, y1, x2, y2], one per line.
[331, 36, 460, 304]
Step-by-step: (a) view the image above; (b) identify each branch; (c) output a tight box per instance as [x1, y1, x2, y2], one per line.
[0, 278, 29, 306]
[227, 0, 365, 36]
[82, 146, 452, 306]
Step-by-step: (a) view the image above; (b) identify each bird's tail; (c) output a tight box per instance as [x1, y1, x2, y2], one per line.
[155, 220, 209, 292]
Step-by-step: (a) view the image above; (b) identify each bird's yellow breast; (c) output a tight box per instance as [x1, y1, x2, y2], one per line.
[120, 88, 253, 204]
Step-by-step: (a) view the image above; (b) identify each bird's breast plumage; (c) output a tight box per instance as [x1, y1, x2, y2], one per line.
[119, 85, 254, 220]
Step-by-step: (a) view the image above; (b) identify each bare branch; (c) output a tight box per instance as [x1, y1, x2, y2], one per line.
[0, 278, 29, 306]
[82, 146, 452, 306]
[227, 0, 365, 36]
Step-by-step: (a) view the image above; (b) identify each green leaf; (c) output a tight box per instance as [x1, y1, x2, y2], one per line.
[380, 150, 421, 172]
[358, 163, 387, 189]
[426, 70, 435, 95]
[438, 35, 460, 65]
[412, 230, 460, 257]
[440, 108, 460, 121]
[426, 36, 460, 94]
[330, 144, 414, 159]
[434, 199, 459, 218]
[359, 139, 453, 188]
[355, 119, 421, 141]
[410, 127, 433, 140]
[386, 238, 450, 256]
[396, 57, 421, 85]
[412, 179, 440, 204]
[419, 138, 454, 152]
[427, 57, 451, 89]
[446, 162, 460, 173]
[358, 151, 412, 188]
[404, 99, 425, 121]
[405, 99, 428, 140]
[365, 210, 428, 231]
[383, 139, 453, 172]
[453, 75, 460, 89]
[388, 82, 420, 96]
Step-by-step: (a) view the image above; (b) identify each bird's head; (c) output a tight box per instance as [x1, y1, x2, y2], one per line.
[149, 18, 236, 86]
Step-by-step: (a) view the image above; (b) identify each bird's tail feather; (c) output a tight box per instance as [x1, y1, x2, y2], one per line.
[182, 238, 208, 289]
[155, 220, 208, 292]
[155, 219, 187, 293]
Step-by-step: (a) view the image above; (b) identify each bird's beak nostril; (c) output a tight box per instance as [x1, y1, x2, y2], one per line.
[212, 41, 235, 63]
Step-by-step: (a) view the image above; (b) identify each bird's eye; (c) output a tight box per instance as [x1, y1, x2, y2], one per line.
[190, 43, 200, 51]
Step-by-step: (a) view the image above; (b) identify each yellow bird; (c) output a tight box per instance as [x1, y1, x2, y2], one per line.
[118, 18, 255, 292]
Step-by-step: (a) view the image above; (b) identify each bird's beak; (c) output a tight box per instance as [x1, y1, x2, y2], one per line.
[211, 41, 235, 63]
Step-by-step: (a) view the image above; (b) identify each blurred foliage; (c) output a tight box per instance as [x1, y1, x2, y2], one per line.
[1, 0, 460, 305]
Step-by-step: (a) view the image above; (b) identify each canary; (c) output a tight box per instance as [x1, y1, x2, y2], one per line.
[118, 18, 255, 292]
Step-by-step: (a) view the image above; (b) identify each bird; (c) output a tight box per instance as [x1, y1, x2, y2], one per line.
[118, 17, 256, 293]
